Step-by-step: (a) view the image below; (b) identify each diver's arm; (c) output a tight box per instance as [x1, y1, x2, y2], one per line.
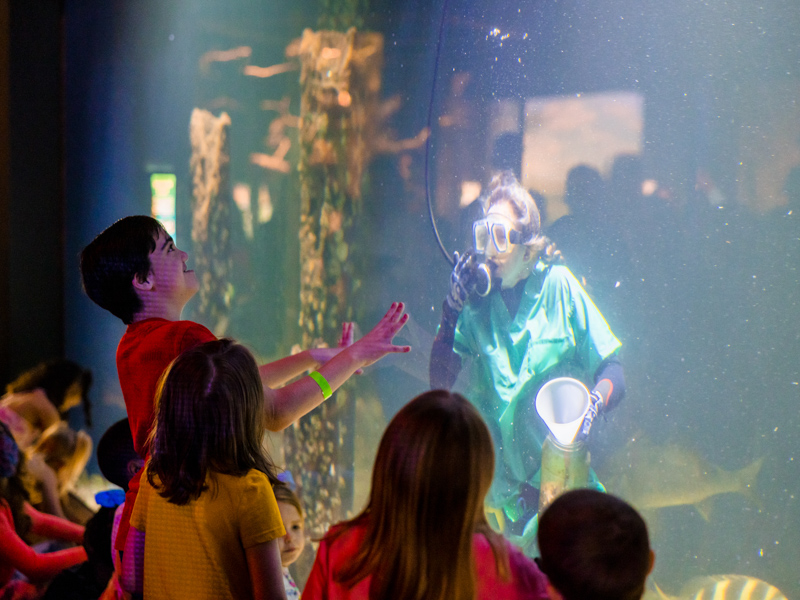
[429, 301, 463, 389]
[591, 357, 626, 411]
[430, 252, 478, 389]
[578, 358, 625, 441]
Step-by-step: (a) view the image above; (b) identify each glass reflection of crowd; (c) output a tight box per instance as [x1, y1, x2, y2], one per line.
[546, 157, 799, 442]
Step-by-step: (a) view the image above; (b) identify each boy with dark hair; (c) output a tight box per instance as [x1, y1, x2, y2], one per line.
[96, 418, 141, 494]
[80, 216, 164, 325]
[80, 215, 411, 557]
[536, 489, 654, 600]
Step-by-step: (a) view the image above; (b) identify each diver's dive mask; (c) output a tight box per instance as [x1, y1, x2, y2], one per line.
[473, 213, 526, 254]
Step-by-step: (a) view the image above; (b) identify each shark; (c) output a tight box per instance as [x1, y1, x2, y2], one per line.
[601, 437, 763, 520]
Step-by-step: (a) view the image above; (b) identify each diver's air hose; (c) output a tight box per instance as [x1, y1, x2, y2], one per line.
[424, 0, 454, 267]
[423, 0, 492, 300]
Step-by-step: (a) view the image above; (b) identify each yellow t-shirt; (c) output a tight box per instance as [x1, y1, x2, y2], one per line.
[130, 466, 285, 600]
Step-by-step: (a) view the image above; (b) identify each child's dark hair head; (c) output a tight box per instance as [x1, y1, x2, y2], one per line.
[6, 359, 93, 426]
[537, 489, 653, 600]
[97, 418, 141, 491]
[273, 482, 304, 517]
[80, 216, 166, 325]
[147, 338, 279, 505]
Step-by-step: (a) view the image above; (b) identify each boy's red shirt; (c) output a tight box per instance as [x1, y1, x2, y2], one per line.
[114, 318, 215, 551]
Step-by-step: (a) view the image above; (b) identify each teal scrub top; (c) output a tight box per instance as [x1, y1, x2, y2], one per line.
[453, 262, 621, 484]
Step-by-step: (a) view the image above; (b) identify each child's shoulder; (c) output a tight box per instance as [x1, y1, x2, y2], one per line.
[241, 468, 271, 486]
[215, 469, 272, 494]
[214, 471, 282, 523]
[120, 319, 215, 350]
[539, 263, 585, 293]
[125, 317, 209, 334]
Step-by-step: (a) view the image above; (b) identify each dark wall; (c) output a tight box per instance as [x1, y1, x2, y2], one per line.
[0, 1, 9, 384]
[0, 0, 64, 386]
[64, 0, 168, 458]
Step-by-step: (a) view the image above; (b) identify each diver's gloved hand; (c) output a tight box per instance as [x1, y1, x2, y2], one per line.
[446, 250, 477, 312]
[576, 391, 605, 442]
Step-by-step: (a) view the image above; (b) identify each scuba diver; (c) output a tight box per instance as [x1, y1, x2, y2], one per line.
[429, 170, 626, 538]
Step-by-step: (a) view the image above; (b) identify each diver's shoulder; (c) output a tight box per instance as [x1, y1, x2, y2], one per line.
[539, 263, 584, 294]
[542, 263, 577, 282]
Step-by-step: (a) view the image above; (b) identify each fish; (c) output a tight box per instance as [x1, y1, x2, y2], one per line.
[601, 437, 762, 520]
[644, 575, 788, 600]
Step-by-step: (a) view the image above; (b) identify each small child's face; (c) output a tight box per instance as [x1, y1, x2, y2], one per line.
[277, 501, 305, 568]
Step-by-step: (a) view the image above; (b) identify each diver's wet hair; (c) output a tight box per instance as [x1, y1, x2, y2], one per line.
[482, 170, 562, 263]
[483, 170, 541, 241]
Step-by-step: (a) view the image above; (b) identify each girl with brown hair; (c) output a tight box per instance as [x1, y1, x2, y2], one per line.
[124, 339, 286, 599]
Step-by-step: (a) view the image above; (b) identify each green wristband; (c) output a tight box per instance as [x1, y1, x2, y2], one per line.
[309, 371, 333, 399]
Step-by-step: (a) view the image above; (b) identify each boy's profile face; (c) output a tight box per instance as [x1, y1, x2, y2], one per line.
[141, 229, 198, 309]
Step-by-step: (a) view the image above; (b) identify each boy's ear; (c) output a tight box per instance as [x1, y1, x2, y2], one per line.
[132, 272, 153, 292]
[127, 458, 145, 479]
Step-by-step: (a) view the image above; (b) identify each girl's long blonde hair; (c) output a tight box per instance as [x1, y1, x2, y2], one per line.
[333, 390, 509, 600]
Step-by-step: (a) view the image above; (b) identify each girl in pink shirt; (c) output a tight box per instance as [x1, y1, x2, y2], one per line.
[303, 390, 549, 600]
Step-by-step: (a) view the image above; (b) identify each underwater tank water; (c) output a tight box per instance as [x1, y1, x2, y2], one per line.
[64, 0, 799, 596]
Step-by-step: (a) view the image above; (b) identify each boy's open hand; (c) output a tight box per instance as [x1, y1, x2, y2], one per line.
[307, 322, 357, 367]
[349, 302, 411, 368]
[338, 321, 355, 348]
[336, 321, 365, 374]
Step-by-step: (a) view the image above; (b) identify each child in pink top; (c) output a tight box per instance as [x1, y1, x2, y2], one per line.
[0, 422, 87, 599]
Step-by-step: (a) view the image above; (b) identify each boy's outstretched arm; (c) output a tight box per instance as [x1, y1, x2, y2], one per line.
[262, 302, 410, 431]
[257, 322, 356, 388]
